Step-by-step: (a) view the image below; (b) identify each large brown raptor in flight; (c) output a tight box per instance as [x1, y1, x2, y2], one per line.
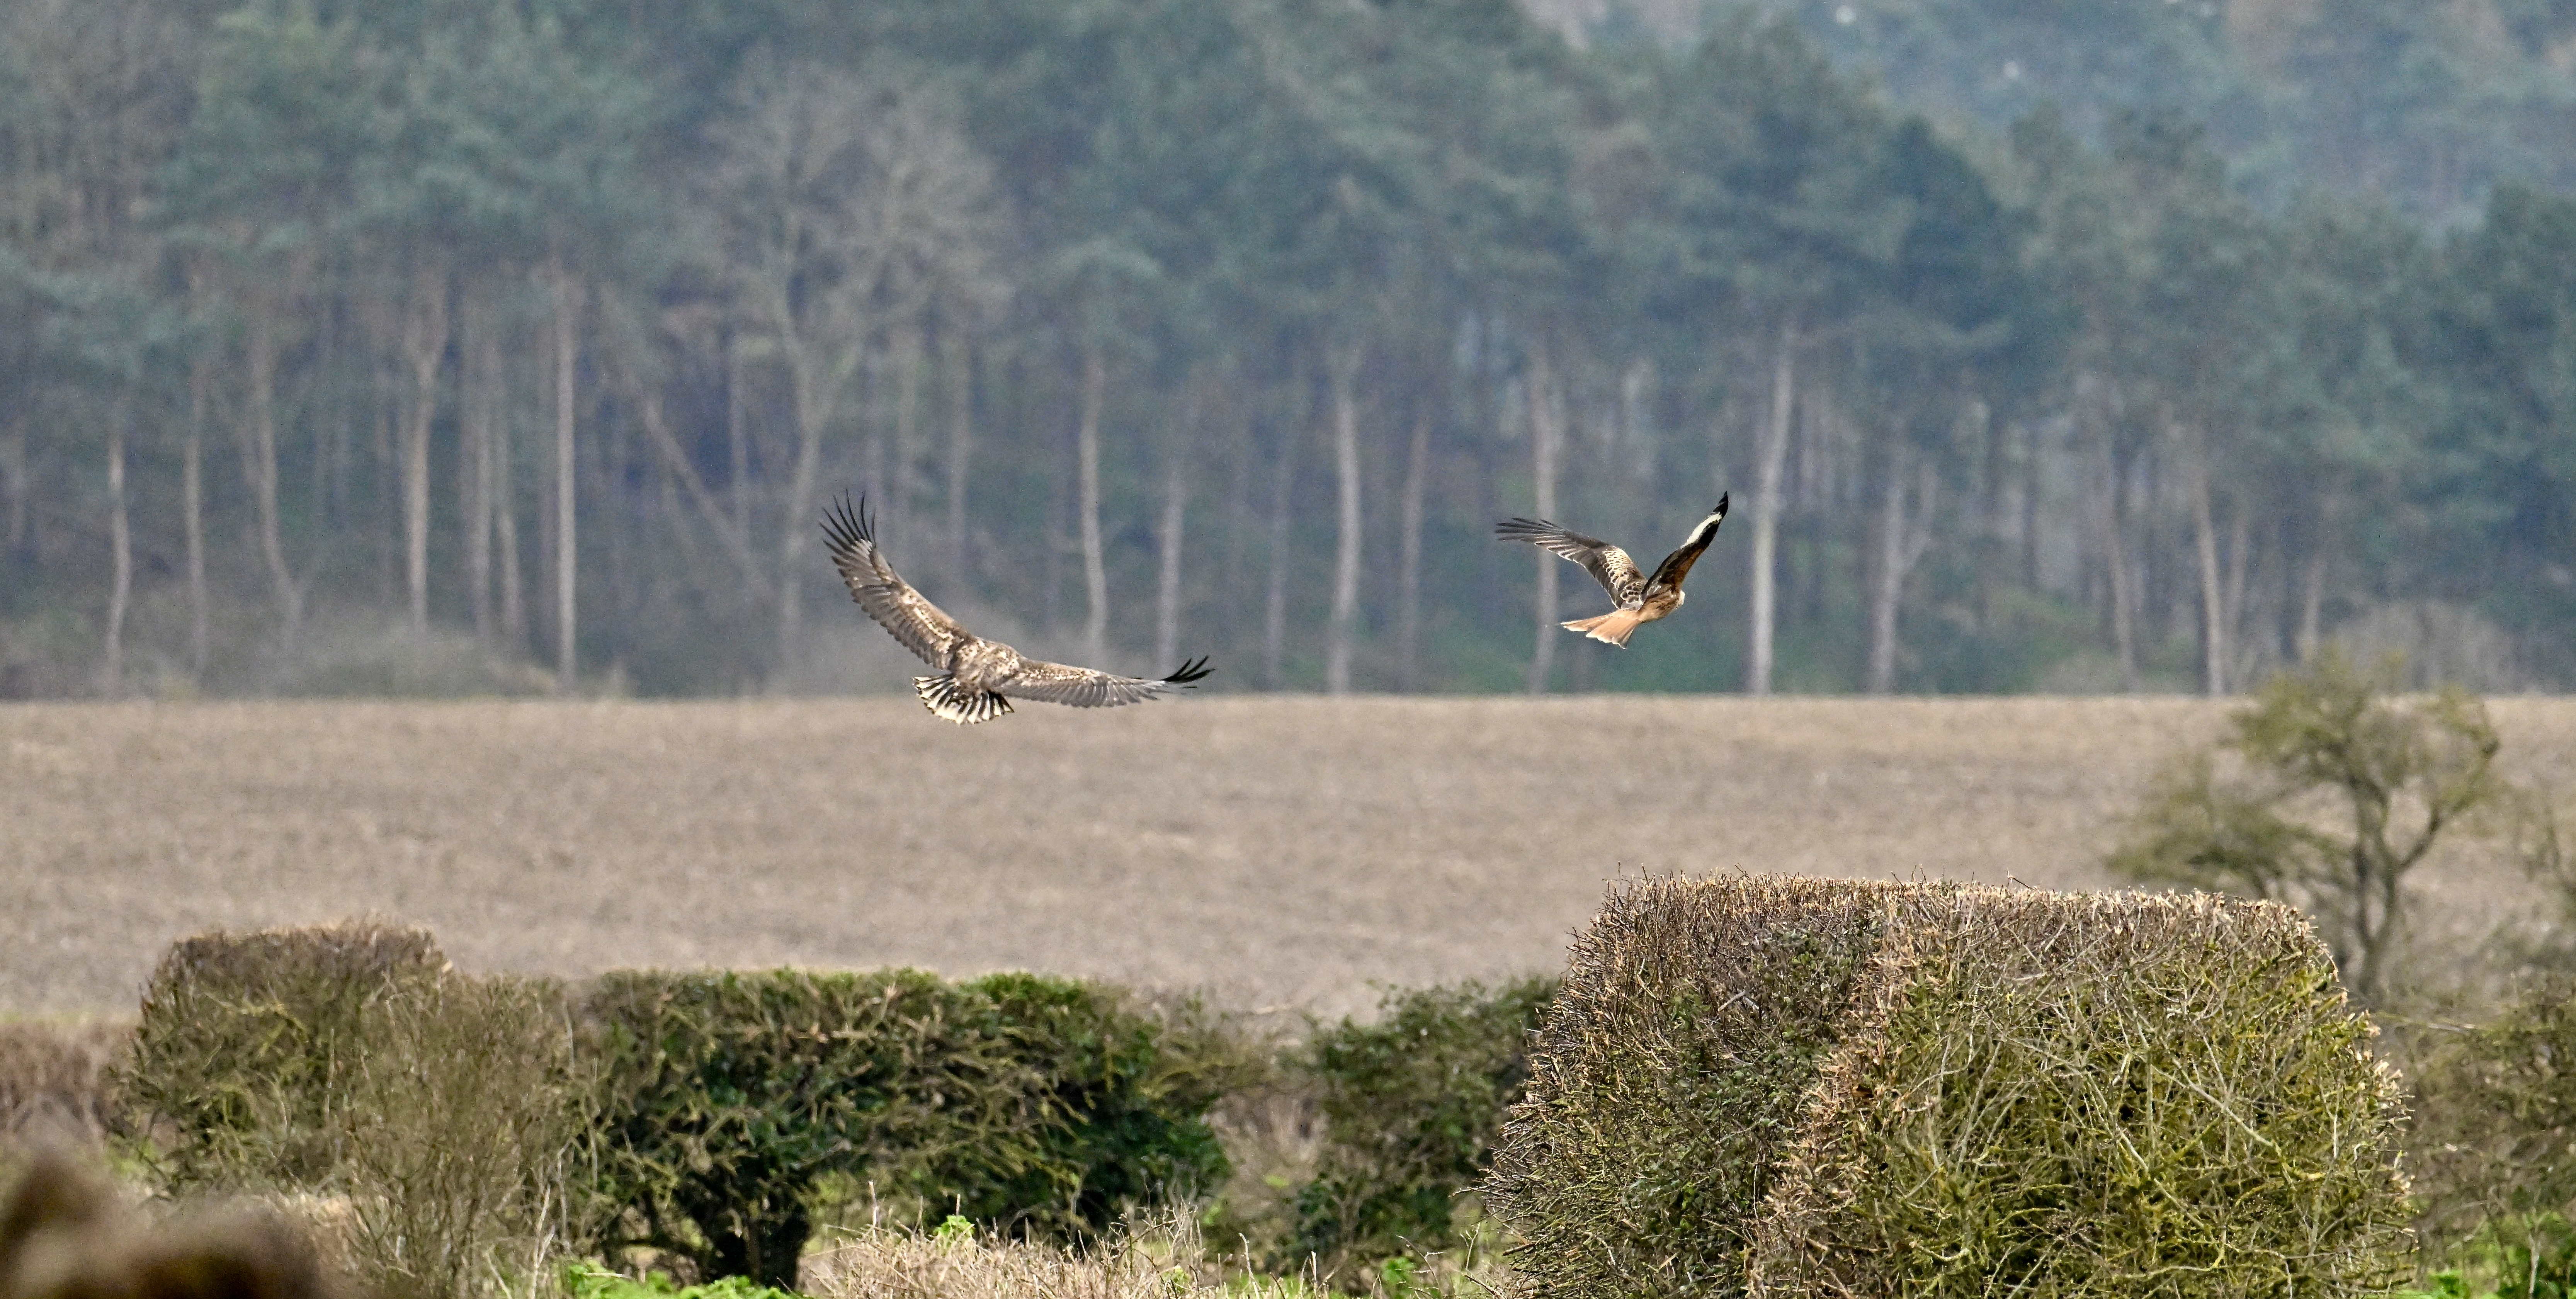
[1495, 496, 1729, 647]
[823, 495, 1211, 723]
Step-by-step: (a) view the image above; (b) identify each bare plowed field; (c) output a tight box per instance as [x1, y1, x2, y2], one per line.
[6, 695, 2571, 1017]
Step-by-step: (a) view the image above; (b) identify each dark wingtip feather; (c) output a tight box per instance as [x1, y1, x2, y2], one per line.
[1163, 656, 1213, 686]
[1494, 517, 1547, 541]
[1714, 493, 1728, 516]
[820, 491, 874, 555]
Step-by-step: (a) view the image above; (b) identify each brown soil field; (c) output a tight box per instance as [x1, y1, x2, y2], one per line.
[5, 695, 2573, 1018]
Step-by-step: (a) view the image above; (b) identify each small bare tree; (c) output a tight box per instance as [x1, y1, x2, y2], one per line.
[2108, 650, 2537, 1003]
[706, 52, 1000, 672]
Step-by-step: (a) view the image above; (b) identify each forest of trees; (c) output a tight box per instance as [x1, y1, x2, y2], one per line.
[2, 0, 2573, 698]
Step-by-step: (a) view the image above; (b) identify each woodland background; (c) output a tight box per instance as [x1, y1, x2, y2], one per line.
[4, 0, 2575, 699]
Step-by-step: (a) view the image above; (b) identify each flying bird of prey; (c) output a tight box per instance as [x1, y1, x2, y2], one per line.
[1495, 496, 1729, 647]
[822, 495, 1211, 724]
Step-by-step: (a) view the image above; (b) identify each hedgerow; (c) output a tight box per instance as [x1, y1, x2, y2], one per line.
[1490, 876, 2413, 1298]
[117, 920, 447, 1188]
[1288, 978, 1554, 1278]
[1484, 876, 1884, 1297]
[945, 973, 1248, 1239]
[580, 968, 1246, 1287]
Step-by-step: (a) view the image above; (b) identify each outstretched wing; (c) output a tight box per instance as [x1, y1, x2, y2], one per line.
[1645, 495, 1729, 593]
[1495, 517, 1646, 606]
[994, 655, 1212, 709]
[820, 494, 970, 666]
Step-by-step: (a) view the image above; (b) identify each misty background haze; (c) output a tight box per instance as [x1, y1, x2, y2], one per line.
[3, 0, 2572, 699]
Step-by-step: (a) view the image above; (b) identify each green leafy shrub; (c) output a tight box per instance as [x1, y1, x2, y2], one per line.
[1490, 876, 2414, 1299]
[581, 968, 1039, 1290]
[1288, 978, 1553, 1279]
[584, 969, 1256, 1287]
[117, 921, 447, 1187]
[947, 973, 1248, 1239]
[2106, 650, 2544, 1003]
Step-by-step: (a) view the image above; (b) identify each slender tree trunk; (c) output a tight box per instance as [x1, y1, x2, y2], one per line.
[607, 320, 775, 602]
[944, 328, 973, 586]
[772, 323, 862, 673]
[1865, 441, 1909, 695]
[1076, 342, 1110, 665]
[1155, 391, 1191, 671]
[460, 284, 496, 643]
[374, 369, 396, 603]
[1395, 408, 1429, 692]
[2187, 420, 2226, 697]
[103, 396, 131, 695]
[2021, 416, 2041, 591]
[1864, 444, 1938, 695]
[184, 355, 210, 676]
[1325, 342, 1363, 695]
[400, 266, 448, 634]
[1525, 334, 1563, 695]
[2097, 429, 2139, 692]
[2298, 527, 2328, 663]
[497, 337, 524, 650]
[888, 317, 924, 552]
[1, 412, 24, 560]
[1747, 323, 1795, 695]
[1263, 408, 1298, 689]
[551, 262, 582, 693]
[726, 326, 750, 543]
[236, 302, 303, 648]
[2224, 504, 2252, 674]
[1971, 398, 1999, 629]
[863, 346, 888, 518]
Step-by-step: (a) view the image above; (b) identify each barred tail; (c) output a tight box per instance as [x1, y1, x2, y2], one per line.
[1561, 609, 1644, 647]
[914, 674, 1014, 724]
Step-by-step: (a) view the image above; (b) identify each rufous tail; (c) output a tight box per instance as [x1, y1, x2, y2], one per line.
[1561, 609, 1644, 647]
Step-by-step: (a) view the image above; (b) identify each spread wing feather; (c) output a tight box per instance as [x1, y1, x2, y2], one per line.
[1644, 495, 1729, 593]
[1494, 518, 1646, 606]
[821, 495, 969, 666]
[994, 655, 1213, 709]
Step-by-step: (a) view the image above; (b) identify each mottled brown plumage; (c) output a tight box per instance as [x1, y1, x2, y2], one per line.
[1495, 496, 1729, 647]
[822, 495, 1211, 723]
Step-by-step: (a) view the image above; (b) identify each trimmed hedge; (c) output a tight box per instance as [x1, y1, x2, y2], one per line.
[949, 973, 1243, 1238]
[582, 969, 1239, 1288]
[114, 923, 591, 1299]
[118, 920, 447, 1187]
[1289, 978, 1555, 1275]
[1489, 876, 2413, 1299]
[583, 969, 1041, 1288]
[115, 930, 1244, 1293]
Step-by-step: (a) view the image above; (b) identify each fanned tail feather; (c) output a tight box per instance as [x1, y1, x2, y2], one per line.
[914, 674, 1014, 724]
[1562, 609, 1644, 647]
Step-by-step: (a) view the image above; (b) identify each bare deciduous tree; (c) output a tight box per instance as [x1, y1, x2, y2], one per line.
[707, 53, 1000, 672]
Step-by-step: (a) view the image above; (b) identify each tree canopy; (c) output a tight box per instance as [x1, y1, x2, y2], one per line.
[1, 0, 2571, 698]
